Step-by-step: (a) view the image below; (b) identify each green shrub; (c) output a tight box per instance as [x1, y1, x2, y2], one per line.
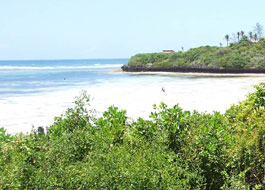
[126, 41, 265, 70]
[1, 84, 265, 189]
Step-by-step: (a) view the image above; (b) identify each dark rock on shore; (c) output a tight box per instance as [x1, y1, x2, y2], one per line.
[121, 65, 265, 74]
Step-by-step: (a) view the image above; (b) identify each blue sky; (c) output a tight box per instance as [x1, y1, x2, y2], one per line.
[0, 0, 265, 60]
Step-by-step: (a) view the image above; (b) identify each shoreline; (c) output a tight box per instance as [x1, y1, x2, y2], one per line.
[117, 68, 265, 77]
[122, 65, 265, 74]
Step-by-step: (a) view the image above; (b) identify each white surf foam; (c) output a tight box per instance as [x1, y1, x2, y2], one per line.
[0, 64, 123, 70]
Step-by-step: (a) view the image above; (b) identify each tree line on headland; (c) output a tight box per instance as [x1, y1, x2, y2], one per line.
[224, 23, 264, 47]
[0, 84, 264, 189]
[122, 23, 265, 73]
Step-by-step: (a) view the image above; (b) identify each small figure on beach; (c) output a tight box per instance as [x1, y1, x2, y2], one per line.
[162, 87, 165, 92]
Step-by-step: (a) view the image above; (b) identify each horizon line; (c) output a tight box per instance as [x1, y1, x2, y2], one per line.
[0, 57, 130, 61]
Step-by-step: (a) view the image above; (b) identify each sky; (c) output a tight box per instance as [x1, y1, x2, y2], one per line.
[0, 0, 265, 60]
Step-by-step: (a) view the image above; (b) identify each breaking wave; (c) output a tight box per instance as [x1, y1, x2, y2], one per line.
[0, 64, 123, 70]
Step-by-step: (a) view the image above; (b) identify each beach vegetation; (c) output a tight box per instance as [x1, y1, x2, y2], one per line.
[124, 24, 265, 72]
[125, 38, 265, 71]
[0, 84, 265, 189]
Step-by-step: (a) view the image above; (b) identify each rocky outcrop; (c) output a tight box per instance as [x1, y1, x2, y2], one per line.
[121, 65, 265, 74]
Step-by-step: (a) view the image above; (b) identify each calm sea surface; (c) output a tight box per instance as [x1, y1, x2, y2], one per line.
[1, 59, 265, 134]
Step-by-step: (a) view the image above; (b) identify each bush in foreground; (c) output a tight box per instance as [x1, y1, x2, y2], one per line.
[0, 84, 264, 189]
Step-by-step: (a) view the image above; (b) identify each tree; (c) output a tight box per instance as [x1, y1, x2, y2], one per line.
[253, 33, 258, 42]
[253, 22, 264, 39]
[237, 32, 240, 41]
[225, 34, 230, 46]
[249, 31, 253, 41]
[241, 35, 249, 41]
[240, 31, 245, 38]
[219, 43, 222, 47]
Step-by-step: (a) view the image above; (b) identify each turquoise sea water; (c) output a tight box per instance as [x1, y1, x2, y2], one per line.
[1, 59, 265, 134]
[0, 59, 127, 96]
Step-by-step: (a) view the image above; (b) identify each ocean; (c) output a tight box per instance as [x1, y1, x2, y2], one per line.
[1, 59, 265, 134]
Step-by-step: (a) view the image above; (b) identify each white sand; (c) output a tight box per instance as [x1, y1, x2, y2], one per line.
[1, 73, 265, 134]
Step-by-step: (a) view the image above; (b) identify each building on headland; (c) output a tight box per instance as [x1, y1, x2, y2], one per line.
[162, 50, 175, 54]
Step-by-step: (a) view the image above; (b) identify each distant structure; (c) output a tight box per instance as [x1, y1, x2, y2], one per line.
[146, 63, 153, 67]
[163, 50, 175, 54]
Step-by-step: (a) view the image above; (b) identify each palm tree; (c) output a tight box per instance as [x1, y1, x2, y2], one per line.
[240, 31, 245, 38]
[225, 34, 230, 46]
[237, 32, 240, 41]
[249, 32, 253, 41]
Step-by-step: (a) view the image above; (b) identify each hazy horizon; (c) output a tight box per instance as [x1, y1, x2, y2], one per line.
[0, 58, 129, 61]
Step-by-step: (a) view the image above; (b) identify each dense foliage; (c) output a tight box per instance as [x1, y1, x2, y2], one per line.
[126, 38, 265, 70]
[0, 84, 265, 189]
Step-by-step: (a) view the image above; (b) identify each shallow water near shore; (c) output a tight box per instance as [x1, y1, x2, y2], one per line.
[1, 59, 265, 134]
